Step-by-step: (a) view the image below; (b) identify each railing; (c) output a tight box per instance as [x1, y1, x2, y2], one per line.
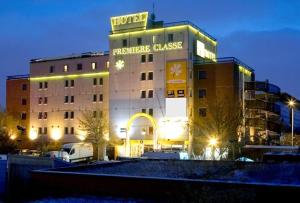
[245, 81, 280, 95]
[246, 100, 281, 115]
[7, 74, 29, 80]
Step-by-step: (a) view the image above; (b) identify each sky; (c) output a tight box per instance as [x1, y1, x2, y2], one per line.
[1, 0, 300, 106]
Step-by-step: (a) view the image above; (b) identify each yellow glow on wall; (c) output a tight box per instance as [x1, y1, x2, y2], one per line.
[158, 117, 187, 140]
[239, 65, 252, 76]
[30, 71, 109, 81]
[29, 128, 38, 140]
[51, 127, 62, 141]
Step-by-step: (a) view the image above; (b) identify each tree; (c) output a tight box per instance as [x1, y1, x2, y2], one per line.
[78, 110, 109, 161]
[0, 109, 18, 153]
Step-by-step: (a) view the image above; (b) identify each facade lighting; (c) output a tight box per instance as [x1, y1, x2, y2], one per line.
[30, 72, 109, 81]
[29, 128, 38, 140]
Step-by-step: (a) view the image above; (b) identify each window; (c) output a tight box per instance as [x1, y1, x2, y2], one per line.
[64, 127, 69, 134]
[141, 72, 146, 81]
[199, 89, 206, 98]
[149, 108, 153, 116]
[38, 127, 42, 135]
[148, 54, 153, 62]
[21, 99, 27, 105]
[22, 84, 27, 91]
[99, 94, 103, 102]
[70, 96, 74, 103]
[141, 91, 146, 98]
[50, 66, 55, 73]
[64, 96, 69, 103]
[168, 33, 174, 42]
[137, 37, 142, 45]
[148, 90, 153, 98]
[38, 97, 43, 104]
[70, 112, 74, 119]
[99, 78, 103, 85]
[77, 63, 83, 71]
[64, 65, 68, 72]
[199, 108, 207, 117]
[43, 112, 47, 119]
[44, 82, 48, 89]
[44, 127, 47, 135]
[64, 112, 69, 119]
[141, 55, 146, 63]
[21, 113, 26, 120]
[91, 62, 97, 70]
[152, 35, 158, 43]
[39, 82, 43, 89]
[142, 109, 146, 113]
[148, 72, 153, 80]
[70, 80, 74, 87]
[93, 111, 97, 118]
[38, 112, 43, 119]
[70, 127, 74, 135]
[44, 97, 48, 104]
[106, 61, 110, 69]
[122, 39, 127, 47]
[65, 80, 69, 87]
[93, 94, 97, 102]
[198, 71, 207, 79]
[149, 126, 153, 135]
[93, 78, 97, 86]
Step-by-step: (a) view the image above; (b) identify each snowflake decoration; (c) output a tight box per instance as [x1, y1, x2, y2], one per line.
[170, 63, 182, 77]
[115, 60, 125, 70]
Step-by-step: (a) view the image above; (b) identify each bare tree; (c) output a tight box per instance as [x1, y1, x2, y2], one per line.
[78, 110, 108, 161]
[0, 109, 18, 153]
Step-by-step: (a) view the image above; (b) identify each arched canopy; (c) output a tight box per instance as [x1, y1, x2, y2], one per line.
[126, 113, 157, 132]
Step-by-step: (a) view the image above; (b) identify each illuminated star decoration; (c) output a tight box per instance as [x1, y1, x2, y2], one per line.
[115, 60, 125, 70]
[170, 63, 182, 78]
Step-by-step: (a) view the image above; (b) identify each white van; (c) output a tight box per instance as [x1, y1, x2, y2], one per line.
[50, 142, 93, 163]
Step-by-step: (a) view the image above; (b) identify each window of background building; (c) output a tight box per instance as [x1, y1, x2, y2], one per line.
[38, 97, 42, 105]
[199, 89, 207, 98]
[168, 33, 174, 42]
[141, 72, 146, 81]
[22, 84, 27, 91]
[21, 99, 27, 105]
[141, 55, 146, 63]
[93, 94, 97, 102]
[142, 109, 146, 113]
[77, 63, 83, 71]
[70, 96, 74, 103]
[70, 111, 74, 119]
[122, 39, 127, 47]
[141, 91, 146, 98]
[21, 113, 26, 120]
[38, 112, 43, 119]
[70, 80, 74, 87]
[148, 54, 153, 62]
[148, 90, 153, 98]
[137, 37, 142, 45]
[70, 127, 74, 135]
[64, 96, 69, 103]
[199, 108, 207, 117]
[99, 78, 103, 85]
[93, 78, 97, 86]
[64, 65, 68, 72]
[64, 112, 69, 119]
[198, 70, 207, 79]
[44, 97, 48, 104]
[148, 72, 153, 80]
[92, 62, 97, 70]
[65, 80, 69, 87]
[64, 127, 69, 134]
[43, 112, 47, 119]
[149, 108, 153, 116]
[39, 82, 43, 89]
[99, 94, 103, 102]
[44, 82, 48, 89]
[50, 65, 55, 73]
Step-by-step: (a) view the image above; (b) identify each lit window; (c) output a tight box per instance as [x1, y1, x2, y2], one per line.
[91, 62, 97, 70]
[106, 61, 110, 69]
[152, 35, 158, 43]
[64, 65, 68, 72]
[148, 90, 153, 98]
[148, 72, 153, 80]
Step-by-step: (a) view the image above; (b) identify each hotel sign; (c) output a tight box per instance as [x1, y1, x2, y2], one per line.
[112, 42, 183, 56]
[111, 12, 148, 33]
[166, 60, 187, 98]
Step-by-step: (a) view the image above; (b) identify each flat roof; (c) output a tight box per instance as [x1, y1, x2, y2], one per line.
[7, 74, 30, 80]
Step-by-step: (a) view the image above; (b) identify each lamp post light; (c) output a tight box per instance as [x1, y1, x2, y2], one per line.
[208, 137, 218, 160]
[288, 99, 296, 146]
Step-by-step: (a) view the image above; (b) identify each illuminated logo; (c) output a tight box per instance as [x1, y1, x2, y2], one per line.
[115, 60, 125, 70]
[111, 12, 148, 33]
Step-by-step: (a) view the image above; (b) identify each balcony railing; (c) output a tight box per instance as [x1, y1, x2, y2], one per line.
[246, 100, 281, 115]
[245, 81, 280, 95]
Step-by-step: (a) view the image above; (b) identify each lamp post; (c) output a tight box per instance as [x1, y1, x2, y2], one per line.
[288, 99, 296, 146]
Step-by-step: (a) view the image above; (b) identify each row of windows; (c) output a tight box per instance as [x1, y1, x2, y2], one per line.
[141, 90, 153, 98]
[37, 127, 75, 135]
[140, 72, 153, 81]
[121, 33, 174, 47]
[64, 111, 74, 119]
[39, 82, 48, 89]
[39, 78, 104, 89]
[64, 96, 75, 103]
[37, 111, 105, 120]
[38, 97, 48, 105]
[93, 94, 103, 102]
[36, 95, 105, 104]
[93, 78, 103, 86]
[50, 62, 99, 73]
[38, 112, 48, 120]
[141, 54, 153, 63]
[141, 108, 154, 116]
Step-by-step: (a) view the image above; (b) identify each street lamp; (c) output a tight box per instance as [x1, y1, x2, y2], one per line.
[288, 99, 296, 146]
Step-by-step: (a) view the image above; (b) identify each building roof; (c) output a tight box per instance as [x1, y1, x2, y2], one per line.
[7, 74, 30, 80]
[30, 51, 109, 63]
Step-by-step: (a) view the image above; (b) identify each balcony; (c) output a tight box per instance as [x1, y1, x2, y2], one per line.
[246, 100, 281, 115]
[246, 118, 281, 133]
[245, 81, 280, 95]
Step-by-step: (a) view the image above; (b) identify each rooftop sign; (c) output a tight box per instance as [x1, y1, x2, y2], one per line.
[111, 12, 148, 33]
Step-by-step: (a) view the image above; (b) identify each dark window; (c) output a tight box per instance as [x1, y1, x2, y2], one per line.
[44, 82, 48, 89]
[199, 108, 207, 117]
[122, 39, 127, 47]
[64, 112, 69, 119]
[44, 127, 47, 135]
[93, 94, 97, 102]
[199, 89, 206, 98]
[50, 66, 55, 73]
[65, 80, 69, 87]
[142, 109, 146, 113]
[148, 72, 153, 80]
[77, 63, 83, 71]
[21, 113, 26, 120]
[137, 37, 142, 45]
[149, 108, 153, 116]
[38, 97, 43, 104]
[44, 97, 48, 104]
[198, 71, 207, 79]
[93, 78, 97, 85]
[38, 112, 43, 119]
[22, 84, 27, 91]
[70, 96, 74, 103]
[21, 99, 27, 105]
[141, 55, 146, 63]
[148, 54, 153, 62]
[141, 72, 146, 80]
[168, 33, 174, 42]
[148, 90, 153, 98]
[70, 111, 74, 119]
[141, 91, 146, 98]
[70, 80, 74, 87]
[93, 111, 97, 118]
[64, 96, 69, 103]
[39, 82, 43, 89]
[70, 127, 74, 135]
[64, 127, 69, 134]
[38, 127, 42, 135]
[99, 78, 103, 85]
[99, 94, 103, 102]
[43, 112, 47, 119]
